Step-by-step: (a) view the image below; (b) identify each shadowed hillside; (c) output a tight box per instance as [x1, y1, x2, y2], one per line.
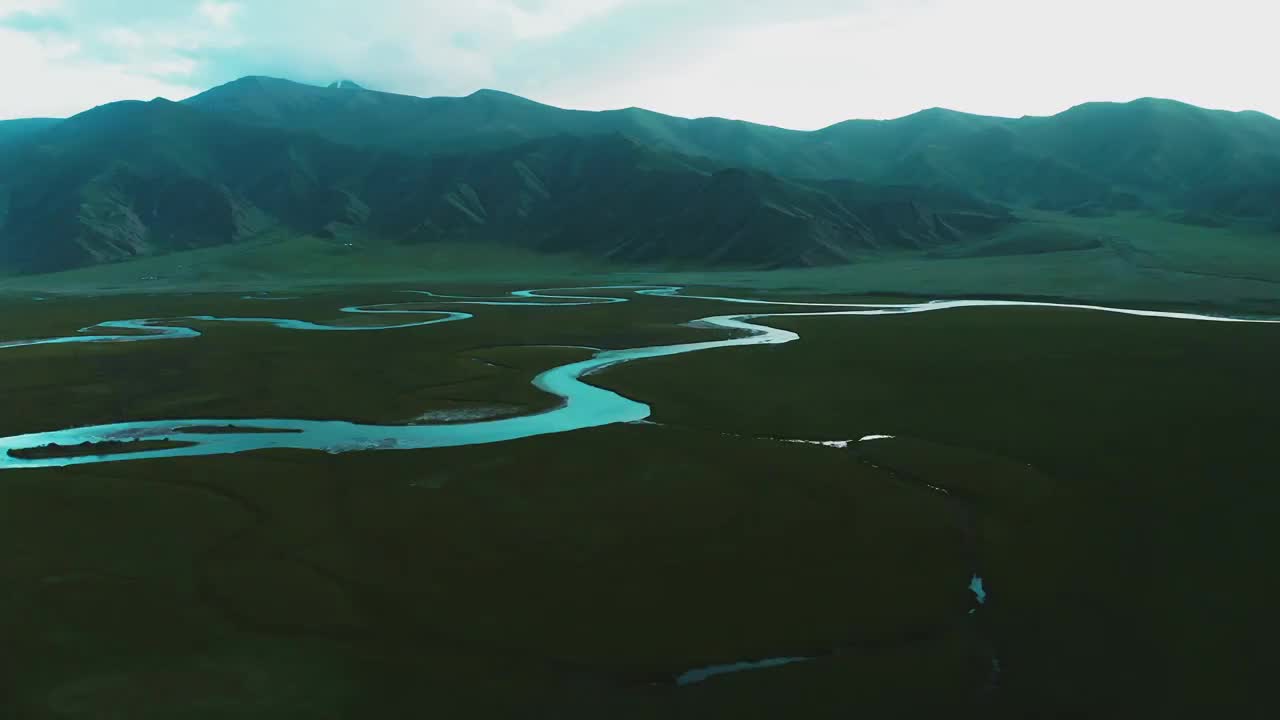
[0, 99, 1010, 273]
[184, 78, 1280, 219]
[0, 118, 60, 147]
[1, 77, 1276, 277]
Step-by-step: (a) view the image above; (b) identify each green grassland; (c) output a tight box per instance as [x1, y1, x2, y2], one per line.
[0, 237, 617, 295]
[3, 213, 1276, 315]
[1, 285, 1278, 717]
[2, 429, 998, 719]
[606, 301, 1280, 714]
[646, 213, 1280, 312]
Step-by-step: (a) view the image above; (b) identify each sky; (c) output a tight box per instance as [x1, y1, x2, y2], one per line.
[0, 0, 1275, 129]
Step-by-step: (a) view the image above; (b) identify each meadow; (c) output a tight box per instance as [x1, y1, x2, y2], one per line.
[3, 212, 1279, 314]
[1, 282, 1277, 717]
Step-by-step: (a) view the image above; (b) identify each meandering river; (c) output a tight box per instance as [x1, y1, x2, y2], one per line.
[1, 286, 1275, 471]
[3, 284, 1276, 687]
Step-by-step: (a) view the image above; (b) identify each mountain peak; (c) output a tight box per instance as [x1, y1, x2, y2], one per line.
[328, 80, 364, 90]
[466, 88, 535, 103]
[1057, 97, 1234, 118]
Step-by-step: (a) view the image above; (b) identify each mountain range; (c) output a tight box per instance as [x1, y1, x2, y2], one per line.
[1, 76, 1277, 274]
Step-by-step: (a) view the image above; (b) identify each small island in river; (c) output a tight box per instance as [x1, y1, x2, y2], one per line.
[172, 424, 303, 435]
[6, 438, 196, 460]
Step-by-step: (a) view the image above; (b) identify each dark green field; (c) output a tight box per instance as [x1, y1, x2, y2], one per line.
[1, 286, 1277, 718]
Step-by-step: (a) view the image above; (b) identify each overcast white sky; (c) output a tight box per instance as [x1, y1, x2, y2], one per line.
[0, 0, 1274, 128]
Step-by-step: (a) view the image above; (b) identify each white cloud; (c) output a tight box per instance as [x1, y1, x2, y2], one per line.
[147, 56, 199, 76]
[101, 27, 145, 50]
[197, 0, 631, 97]
[1, 0, 1276, 125]
[0, 27, 199, 117]
[0, 1, 255, 117]
[498, 0, 630, 38]
[197, 0, 240, 28]
[528, 0, 1280, 127]
[0, 0, 61, 18]
[0, 0, 685, 117]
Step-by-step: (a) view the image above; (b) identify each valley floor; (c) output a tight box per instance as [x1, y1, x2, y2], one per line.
[3, 213, 1278, 316]
[0, 284, 1276, 717]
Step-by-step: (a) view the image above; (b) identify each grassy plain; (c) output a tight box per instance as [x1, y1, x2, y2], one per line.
[651, 213, 1280, 312]
[606, 300, 1280, 715]
[2, 212, 1277, 314]
[1, 283, 1277, 717]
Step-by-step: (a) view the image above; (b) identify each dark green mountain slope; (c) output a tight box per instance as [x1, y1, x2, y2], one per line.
[182, 77, 845, 177]
[357, 137, 1011, 266]
[0, 118, 60, 147]
[5, 79, 1271, 275]
[814, 110, 1122, 210]
[0, 118, 63, 237]
[0, 100, 357, 271]
[0, 99, 1011, 273]
[185, 78, 1280, 219]
[1012, 99, 1280, 217]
